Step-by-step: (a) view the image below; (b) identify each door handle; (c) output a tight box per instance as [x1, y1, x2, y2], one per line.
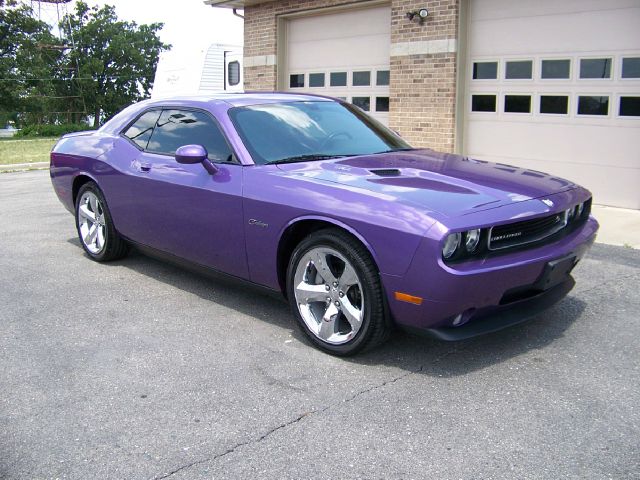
[138, 163, 151, 173]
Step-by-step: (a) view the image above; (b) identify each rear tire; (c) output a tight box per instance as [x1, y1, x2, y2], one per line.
[286, 228, 391, 356]
[75, 182, 128, 262]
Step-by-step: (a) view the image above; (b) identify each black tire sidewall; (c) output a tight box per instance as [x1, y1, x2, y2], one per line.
[286, 230, 383, 356]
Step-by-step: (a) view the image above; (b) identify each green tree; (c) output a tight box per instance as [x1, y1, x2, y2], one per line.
[0, 0, 60, 126]
[60, 1, 169, 127]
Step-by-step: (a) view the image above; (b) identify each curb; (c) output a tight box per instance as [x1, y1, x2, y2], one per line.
[0, 162, 48, 172]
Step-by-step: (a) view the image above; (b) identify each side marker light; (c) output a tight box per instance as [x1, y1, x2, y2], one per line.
[395, 292, 423, 305]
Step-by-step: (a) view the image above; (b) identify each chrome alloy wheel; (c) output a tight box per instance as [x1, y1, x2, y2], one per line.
[77, 191, 106, 254]
[293, 246, 364, 345]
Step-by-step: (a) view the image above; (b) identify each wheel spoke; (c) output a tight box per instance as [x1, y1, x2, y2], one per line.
[341, 297, 363, 331]
[310, 250, 337, 284]
[89, 196, 99, 215]
[295, 282, 328, 303]
[96, 226, 105, 250]
[79, 204, 95, 222]
[84, 224, 97, 245]
[318, 302, 339, 340]
[339, 263, 359, 289]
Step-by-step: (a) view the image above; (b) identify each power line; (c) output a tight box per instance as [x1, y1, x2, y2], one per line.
[0, 75, 145, 82]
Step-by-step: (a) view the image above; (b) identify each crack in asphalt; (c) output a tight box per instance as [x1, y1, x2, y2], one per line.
[151, 409, 321, 480]
[150, 408, 330, 480]
[150, 347, 461, 479]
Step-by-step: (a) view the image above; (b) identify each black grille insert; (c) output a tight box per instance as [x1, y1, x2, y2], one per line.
[488, 211, 568, 251]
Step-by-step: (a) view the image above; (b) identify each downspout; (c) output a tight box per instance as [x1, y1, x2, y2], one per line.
[232, 8, 244, 19]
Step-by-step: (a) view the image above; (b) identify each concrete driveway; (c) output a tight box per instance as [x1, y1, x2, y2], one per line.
[1, 171, 638, 479]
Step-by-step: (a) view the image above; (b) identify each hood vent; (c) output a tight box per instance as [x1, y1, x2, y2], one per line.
[370, 168, 401, 177]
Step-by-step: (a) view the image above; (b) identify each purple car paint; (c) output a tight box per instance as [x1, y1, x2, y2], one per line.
[50, 93, 598, 351]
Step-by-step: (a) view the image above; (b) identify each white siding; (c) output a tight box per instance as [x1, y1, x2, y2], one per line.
[199, 44, 242, 93]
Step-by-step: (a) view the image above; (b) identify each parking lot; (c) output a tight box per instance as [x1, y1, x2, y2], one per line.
[1, 170, 639, 479]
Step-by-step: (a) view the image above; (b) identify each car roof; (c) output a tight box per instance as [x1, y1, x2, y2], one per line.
[99, 92, 338, 134]
[144, 92, 336, 108]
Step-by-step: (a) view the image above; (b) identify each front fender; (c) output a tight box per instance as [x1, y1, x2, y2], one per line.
[242, 165, 435, 289]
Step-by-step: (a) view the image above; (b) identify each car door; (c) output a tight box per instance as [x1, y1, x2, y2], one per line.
[121, 107, 248, 279]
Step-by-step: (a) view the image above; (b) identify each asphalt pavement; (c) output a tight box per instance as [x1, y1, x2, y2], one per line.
[1, 170, 638, 480]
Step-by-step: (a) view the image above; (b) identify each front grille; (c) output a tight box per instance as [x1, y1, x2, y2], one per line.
[488, 211, 568, 251]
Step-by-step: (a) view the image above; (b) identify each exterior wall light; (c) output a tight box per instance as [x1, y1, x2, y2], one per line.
[406, 8, 429, 24]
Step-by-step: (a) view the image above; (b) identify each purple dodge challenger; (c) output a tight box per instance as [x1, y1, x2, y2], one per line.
[50, 93, 598, 355]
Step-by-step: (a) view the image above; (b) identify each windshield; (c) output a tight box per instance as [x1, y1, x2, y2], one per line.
[228, 100, 412, 165]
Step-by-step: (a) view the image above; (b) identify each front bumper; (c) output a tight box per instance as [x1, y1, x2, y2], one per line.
[382, 215, 598, 336]
[416, 276, 574, 340]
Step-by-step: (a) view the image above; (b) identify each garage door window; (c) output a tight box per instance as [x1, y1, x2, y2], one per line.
[504, 95, 531, 113]
[505, 61, 532, 80]
[376, 97, 389, 112]
[289, 74, 305, 88]
[353, 71, 371, 87]
[376, 70, 390, 86]
[577, 96, 609, 115]
[619, 97, 640, 117]
[540, 95, 569, 115]
[473, 62, 498, 80]
[621, 58, 640, 79]
[541, 59, 571, 79]
[471, 94, 496, 112]
[579, 58, 612, 79]
[352, 97, 370, 111]
[309, 73, 325, 87]
[330, 72, 347, 87]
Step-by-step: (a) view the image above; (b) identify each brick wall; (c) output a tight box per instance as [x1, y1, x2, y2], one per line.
[242, 0, 460, 151]
[390, 0, 459, 150]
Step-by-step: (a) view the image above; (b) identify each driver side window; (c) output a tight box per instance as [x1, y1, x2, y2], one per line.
[146, 109, 234, 162]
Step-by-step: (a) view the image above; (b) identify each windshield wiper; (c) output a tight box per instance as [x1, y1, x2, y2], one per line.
[267, 154, 354, 165]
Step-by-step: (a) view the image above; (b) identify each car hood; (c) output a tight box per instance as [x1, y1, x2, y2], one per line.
[276, 149, 577, 218]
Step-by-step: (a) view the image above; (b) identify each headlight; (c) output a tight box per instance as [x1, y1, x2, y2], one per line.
[442, 232, 461, 259]
[465, 229, 481, 252]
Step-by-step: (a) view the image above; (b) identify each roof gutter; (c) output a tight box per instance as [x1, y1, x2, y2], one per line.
[205, 1, 244, 19]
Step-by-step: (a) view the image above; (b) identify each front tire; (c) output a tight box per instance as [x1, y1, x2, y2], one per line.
[286, 228, 391, 356]
[75, 182, 128, 262]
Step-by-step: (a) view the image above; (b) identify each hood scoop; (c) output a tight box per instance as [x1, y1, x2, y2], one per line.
[370, 168, 401, 177]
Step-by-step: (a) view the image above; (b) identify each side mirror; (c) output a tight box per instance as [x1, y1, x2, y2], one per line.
[175, 144, 218, 174]
[175, 144, 208, 164]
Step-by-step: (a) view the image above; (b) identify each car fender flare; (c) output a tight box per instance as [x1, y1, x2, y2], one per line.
[72, 171, 100, 201]
[280, 214, 382, 271]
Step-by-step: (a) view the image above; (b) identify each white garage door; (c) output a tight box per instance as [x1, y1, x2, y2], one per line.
[463, 0, 640, 209]
[284, 5, 391, 125]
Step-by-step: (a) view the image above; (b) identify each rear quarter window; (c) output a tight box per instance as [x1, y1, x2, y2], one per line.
[123, 110, 162, 149]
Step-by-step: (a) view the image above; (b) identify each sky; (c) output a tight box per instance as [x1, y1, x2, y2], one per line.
[31, 0, 244, 52]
